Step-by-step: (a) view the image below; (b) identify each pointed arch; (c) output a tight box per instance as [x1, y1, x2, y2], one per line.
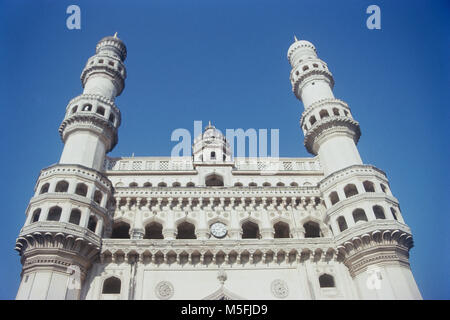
[202, 287, 245, 300]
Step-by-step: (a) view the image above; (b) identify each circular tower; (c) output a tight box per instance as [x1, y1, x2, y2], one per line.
[287, 36, 421, 299]
[15, 35, 127, 300]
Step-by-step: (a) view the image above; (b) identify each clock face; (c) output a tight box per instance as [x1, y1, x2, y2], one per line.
[210, 222, 227, 238]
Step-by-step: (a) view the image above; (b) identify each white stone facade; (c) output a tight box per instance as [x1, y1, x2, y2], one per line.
[14, 35, 422, 300]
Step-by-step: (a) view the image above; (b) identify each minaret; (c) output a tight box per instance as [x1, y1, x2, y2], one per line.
[59, 34, 126, 171]
[192, 121, 232, 163]
[288, 37, 421, 299]
[287, 36, 362, 176]
[14, 35, 127, 300]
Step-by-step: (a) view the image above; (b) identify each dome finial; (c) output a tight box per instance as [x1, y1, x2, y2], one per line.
[294, 35, 298, 42]
[114, 32, 118, 38]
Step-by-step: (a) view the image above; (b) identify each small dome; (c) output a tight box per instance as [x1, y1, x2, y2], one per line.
[287, 38, 316, 62]
[96, 34, 127, 61]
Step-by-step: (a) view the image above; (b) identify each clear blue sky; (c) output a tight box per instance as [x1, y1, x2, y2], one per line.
[0, 0, 448, 299]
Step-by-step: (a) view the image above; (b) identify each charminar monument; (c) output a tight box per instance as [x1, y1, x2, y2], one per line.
[14, 34, 422, 299]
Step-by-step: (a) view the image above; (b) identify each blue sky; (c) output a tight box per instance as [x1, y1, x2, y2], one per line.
[0, 0, 448, 299]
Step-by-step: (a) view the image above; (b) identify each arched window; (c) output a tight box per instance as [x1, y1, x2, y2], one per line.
[69, 209, 81, 225]
[319, 274, 335, 288]
[210, 151, 216, 160]
[303, 221, 321, 238]
[276, 182, 285, 187]
[75, 183, 88, 197]
[242, 221, 260, 239]
[31, 209, 41, 223]
[88, 216, 98, 232]
[158, 182, 167, 187]
[380, 184, 387, 193]
[263, 182, 271, 187]
[94, 190, 103, 205]
[249, 182, 257, 187]
[102, 277, 121, 294]
[82, 104, 92, 112]
[143, 182, 152, 187]
[108, 113, 115, 123]
[186, 182, 195, 187]
[373, 205, 386, 219]
[290, 182, 299, 187]
[71, 105, 78, 114]
[274, 222, 290, 238]
[144, 222, 164, 239]
[47, 206, 62, 221]
[319, 109, 330, 119]
[55, 180, 69, 193]
[329, 191, 339, 205]
[172, 182, 181, 187]
[390, 207, 398, 220]
[302, 65, 309, 71]
[234, 182, 243, 187]
[205, 174, 224, 187]
[337, 216, 348, 232]
[129, 182, 138, 187]
[352, 209, 368, 223]
[177, 221, 196, 239]
[39, 183, 49, 194]
[111, 222, 130, 239]
[363, 181, 375, 192]
[309, 116, 316, 126]
[344, 184, 358, 198]
[332, 108, 340, 116]
[96, 106, 105, 116]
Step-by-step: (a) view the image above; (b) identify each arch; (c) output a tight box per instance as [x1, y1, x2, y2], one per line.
[205, 174, 224, 187]
[186, 182, 195, 187]
[373, 205, 386, 219]
[75, 183, 88, 197]
[319, 109, 330, 119]
[39, 183, 49, 194]
[129, 182, 138, 187]
[309, 115, 316, 126]
[262, 182, 271, 187]
[234, 182, 243, 187]
[329, 191, 339, 205]
[274, 221, 290, 239]
[302, 65, 309, 71]
[276, 182, 285, 187]
[290, 182, 299, 187]
[241, 220, 260, 239]
[108, 113, 115, 123]
[158, 182, 167, 187]
[143, 182, 152, 187]
[82, 104, 92, 111]
[144, 221, 164, 239]
[352, 208, 368, 223]
[102, 276, 121, 294]
[319, 274, 335, 288]
[337, 216, 348, 232]
[172, 182, 181, 187]
[69, 209, 81, 225]
[96, 106, 105, 116]
[71, 105, 78, 114]
[248, 182, 257, 187]
[88, 216, 98, 232]
[111, 222, 130, 239]
[390, 207, 398, 220]
[363, 180, 375, 192]
[176, 221, 196, 239]
[344, 184, 358, 198]
[47, 206, 62, 221]
[303, 221, 321, 238]
[94, 190, 103, 205]
[31, 208, 41, 223]
[380, 183, 388, 193]
[55, 180, 69, 192]
[332, 108, 340, 116]
[210, 151, 216, 160]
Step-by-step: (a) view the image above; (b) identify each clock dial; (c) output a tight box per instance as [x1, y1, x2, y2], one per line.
[210, 222, 227, 238]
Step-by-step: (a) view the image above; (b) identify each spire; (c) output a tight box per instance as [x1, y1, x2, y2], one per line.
[114, 32, 118, 38]
[294, 35, 298, 42]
